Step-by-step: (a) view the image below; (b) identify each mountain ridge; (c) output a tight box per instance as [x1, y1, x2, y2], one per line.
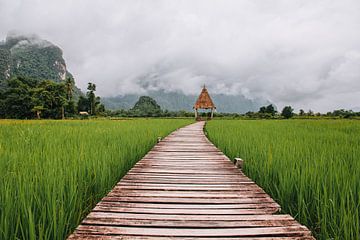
[102, 90, 271, 113]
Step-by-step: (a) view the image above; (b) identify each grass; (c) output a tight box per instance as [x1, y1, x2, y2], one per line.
[206, 119, 360, 240]
[0, 119, 192, 240]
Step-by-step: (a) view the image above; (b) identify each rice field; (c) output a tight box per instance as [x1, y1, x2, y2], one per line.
[0, 119, 192, 240]
[206, 119, 360, 240]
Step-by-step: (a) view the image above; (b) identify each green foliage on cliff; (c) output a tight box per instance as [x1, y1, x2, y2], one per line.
[0, 47, 11, 83]
[0, 33, 83, 100]
[10, 44, 69, 81]
[0, 34, 73, 83]
[131, 96, 162, 116]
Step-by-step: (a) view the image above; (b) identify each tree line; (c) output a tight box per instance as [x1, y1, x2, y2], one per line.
[0, 76, 104, 119]
[1, 77, 359, 119]
[241, 104, 360, 119]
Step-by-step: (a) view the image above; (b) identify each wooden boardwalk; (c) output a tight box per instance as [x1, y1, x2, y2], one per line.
[68, 122, 314, 239]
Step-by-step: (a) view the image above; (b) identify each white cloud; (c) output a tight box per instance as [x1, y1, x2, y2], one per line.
[0, 0, 360, 111]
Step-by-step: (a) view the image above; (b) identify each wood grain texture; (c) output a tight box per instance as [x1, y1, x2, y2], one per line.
[67, 121, 314, 239]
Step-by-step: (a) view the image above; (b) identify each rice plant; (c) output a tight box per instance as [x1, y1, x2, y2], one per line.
[206, 119, 360, 240]
[0, 119, 192, 240]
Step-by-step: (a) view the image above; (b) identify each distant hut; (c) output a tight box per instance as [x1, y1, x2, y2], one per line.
[193, 85, 216, 120]
[79, 111, 89, 116]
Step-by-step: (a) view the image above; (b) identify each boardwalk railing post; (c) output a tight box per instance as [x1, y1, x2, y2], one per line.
[234, 157, 244, 169]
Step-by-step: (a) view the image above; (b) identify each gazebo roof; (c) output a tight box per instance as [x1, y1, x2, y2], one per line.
[193, 85, 216, 109]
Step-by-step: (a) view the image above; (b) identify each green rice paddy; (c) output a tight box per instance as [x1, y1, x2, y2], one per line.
[1, 118, 358, 239]
[0, 119, 192, 240]
[206, 119, 360, 240]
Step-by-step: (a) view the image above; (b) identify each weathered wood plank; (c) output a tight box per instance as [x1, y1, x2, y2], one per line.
[69, 235, 315, 240]
[79, 212, 296, 221]
[73, 225, 312, 237]
[92, 206, 278, 215]
[107, 190, 268, 198]
[102, 196, 277, 204]
[81, 219, 300, 228]
[96, 202, 280, 209]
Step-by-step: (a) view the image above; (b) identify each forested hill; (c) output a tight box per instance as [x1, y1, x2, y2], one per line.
[102, 90, 271, 113]
[0, 33, 73, 85]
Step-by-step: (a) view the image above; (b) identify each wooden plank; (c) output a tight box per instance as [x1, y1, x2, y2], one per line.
[69, 235, 314, 240]
[125, 173, 249, 178]
[83, 216, 299, 228]
[119, 180, 254, 185]
[80, 212, 296, 221]
[74, 225, 312, 237]
[102, 196, 277, 204]
[107, 190, 268, 198]
[67, 121, 314, 239]
[95, 202, 280, 209]
[92, 206, 277, 215]
[115, 183, 262, 191]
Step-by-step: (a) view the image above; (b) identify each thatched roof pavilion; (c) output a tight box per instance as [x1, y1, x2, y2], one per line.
[193, 85, 216, 120]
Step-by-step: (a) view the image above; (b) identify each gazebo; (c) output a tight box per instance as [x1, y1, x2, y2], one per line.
[193, 85, 216, 120]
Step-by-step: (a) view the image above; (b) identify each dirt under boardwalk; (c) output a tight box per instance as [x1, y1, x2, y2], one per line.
[68, 121, 314, 239]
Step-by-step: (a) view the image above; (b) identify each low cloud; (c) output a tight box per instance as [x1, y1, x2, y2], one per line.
[1, 0, 360, 111]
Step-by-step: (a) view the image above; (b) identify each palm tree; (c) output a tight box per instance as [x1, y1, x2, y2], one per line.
[87, 82, 96, 115]
[65, 77, 73, 101]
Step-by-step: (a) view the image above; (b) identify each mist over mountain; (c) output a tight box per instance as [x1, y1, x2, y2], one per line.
[102, 90, 270, 113]
[0, 33, 83, 97]
[0, 32, 73, 84]
[103, 71, 271, 113]
[351, 107, 360, 112]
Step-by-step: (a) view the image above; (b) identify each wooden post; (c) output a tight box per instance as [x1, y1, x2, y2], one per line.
[210, 108, 214, 119]
[194, 109, 198, 120]
[234, 157, 244, 168]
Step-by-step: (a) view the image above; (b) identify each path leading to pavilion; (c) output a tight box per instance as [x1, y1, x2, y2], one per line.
[68, 121, 314, 239]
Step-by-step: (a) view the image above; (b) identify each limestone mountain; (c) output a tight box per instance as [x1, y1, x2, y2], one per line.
[0, 33, 77, 89]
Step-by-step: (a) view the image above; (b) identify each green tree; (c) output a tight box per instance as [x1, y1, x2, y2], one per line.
[299, 109, 305, 116]
[1, 77, 67, 119]
[87, 82, 96, 115]
[265, 104, 276, 115]
[131, 96, 162, 117]
[96, 103, 106, 114]
[281, 106, 294, 119]
[31, 105, 45, 119]
[259, 104, 276, 116]
[64, 77, 76, 117]
[65, 77, 73, 101]
[77, 95, 89, 112]
[65, 100, 77, 116]
[35, 80, 67, 119]
[2, 77, 37, 118]
[259, 106, 266, 113]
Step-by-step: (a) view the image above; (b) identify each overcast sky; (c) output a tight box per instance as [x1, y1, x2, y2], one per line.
[1, 0, 360, 112]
